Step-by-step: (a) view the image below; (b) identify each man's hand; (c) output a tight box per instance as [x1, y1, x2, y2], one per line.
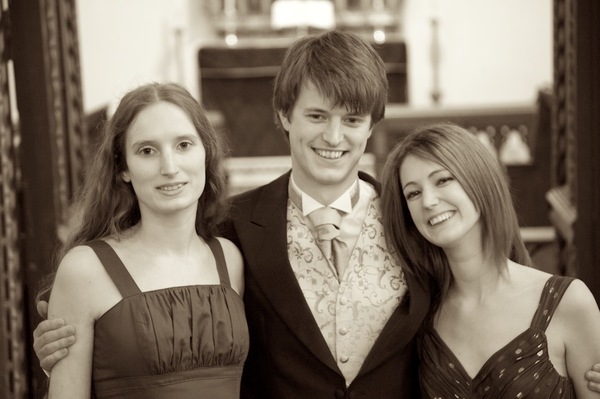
[33, 300, 76, 372]
[585, 364, 600, 392]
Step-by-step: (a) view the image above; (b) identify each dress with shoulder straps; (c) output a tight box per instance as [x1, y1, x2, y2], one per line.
[87, 239, 249, 399]
[419, 275, 576, 398]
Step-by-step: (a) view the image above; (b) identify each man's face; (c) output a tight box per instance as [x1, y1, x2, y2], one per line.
[279, 81, 373, 200]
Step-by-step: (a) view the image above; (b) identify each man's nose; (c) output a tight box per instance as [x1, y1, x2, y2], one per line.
[322, 120, 344, 146]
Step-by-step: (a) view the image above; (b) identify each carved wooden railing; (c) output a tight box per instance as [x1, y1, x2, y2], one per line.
[548, 0, 578, 277]
[369, 94, 553, 234]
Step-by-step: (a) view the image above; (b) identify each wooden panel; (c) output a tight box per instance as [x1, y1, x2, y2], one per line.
[199, 42, 290, 157]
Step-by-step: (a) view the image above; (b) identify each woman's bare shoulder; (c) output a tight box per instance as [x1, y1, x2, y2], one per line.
[56, 244, 105, 281]
[50, 243, 119, 320]
[556, 278, 599, 318]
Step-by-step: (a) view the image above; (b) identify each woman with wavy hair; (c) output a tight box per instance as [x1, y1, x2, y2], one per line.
[39, 82, 248, 398]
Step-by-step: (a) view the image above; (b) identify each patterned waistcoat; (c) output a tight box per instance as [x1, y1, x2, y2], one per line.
[287, 195, 408, 384]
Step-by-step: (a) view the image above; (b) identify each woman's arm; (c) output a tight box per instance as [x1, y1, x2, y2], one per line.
[46, 246, 103, 399]
[560, 279, 600, 398]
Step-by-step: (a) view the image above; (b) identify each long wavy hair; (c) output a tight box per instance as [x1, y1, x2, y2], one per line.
[37, 82, 229, 301]
[380, 123, 531, 311]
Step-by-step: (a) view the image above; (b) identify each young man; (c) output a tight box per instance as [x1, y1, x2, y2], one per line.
[224, 31, 429, 398]
[33, 31, 600, 398]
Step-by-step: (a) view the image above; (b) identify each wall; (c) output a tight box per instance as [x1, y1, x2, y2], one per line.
[76, 0, 216, 112]
[76, 0, 552, 113]
[404, 0, 553, 106]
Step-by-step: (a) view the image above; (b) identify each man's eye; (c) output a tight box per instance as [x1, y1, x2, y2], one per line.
[346, 117, 364, 125]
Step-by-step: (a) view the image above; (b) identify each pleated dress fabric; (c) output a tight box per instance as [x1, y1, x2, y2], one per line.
[87, 239, 249, 399]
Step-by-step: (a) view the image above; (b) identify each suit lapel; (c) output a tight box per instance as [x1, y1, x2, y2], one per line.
[235, 172, 340, 374]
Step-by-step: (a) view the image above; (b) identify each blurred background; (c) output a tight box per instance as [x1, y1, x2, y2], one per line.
[1, 0, 598, 397]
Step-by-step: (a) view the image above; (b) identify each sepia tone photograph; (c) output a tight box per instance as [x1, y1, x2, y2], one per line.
[1, 0, 599, 397]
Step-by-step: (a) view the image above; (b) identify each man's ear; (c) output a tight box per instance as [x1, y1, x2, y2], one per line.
[367, 126, 374, 140]
[121, 171, 131, 183]
[277, 111, 291, 131]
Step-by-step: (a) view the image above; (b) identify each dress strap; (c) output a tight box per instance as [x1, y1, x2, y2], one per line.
[86, 240, 141, 297]
[206, 238, 231, 288]
[530, 275, 575, 331]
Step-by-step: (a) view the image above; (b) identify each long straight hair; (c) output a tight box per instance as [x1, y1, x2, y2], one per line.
[381, 123, 531, 310]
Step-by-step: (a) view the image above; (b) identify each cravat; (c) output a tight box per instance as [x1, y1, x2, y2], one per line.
[308, 207, 350, 278]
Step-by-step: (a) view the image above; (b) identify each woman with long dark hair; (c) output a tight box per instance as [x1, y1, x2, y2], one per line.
[41, 82, 248, 398]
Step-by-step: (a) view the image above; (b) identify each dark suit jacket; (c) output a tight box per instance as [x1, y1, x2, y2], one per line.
[222, 171, 430, 399]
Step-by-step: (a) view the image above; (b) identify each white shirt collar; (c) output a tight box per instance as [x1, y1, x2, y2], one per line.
[290, 176, 359, 216]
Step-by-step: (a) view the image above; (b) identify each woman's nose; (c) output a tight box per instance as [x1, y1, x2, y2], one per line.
[160, 153, 180, 175]
[422, 188, 440, 209]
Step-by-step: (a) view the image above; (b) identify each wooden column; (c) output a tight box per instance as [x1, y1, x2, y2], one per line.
[550, 0, 600, 299]
[0, 4, 28, 398]
[10, 0, 86, 396]
[572, 0, 600, 298]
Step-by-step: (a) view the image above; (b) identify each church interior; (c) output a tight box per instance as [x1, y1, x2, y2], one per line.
[1, 0, 599, 397]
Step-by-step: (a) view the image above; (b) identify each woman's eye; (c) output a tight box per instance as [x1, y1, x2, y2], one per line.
[139, 147, 155, 155]
[178, 141, 192, 150]
[438, 176, 454, 185]
[405, 191, 420, 200]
